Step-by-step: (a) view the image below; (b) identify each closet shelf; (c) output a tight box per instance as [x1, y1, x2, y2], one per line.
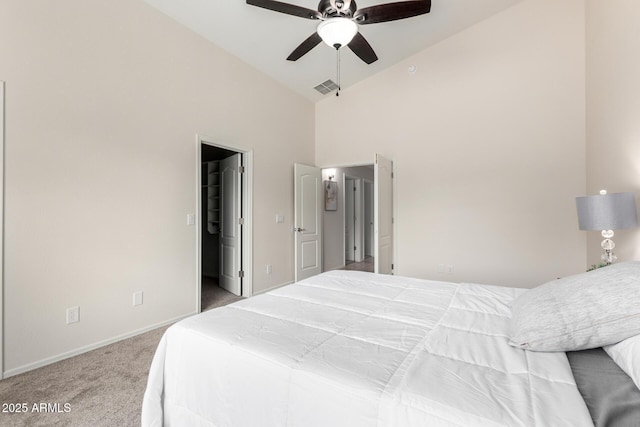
[203, 160, 221, 236]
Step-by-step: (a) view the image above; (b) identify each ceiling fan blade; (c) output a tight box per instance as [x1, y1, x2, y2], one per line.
[287, 32, 323, 61]
[347, 32, 378, 64]
[354, 0, 431, 24]
[246, 0, 321, 20]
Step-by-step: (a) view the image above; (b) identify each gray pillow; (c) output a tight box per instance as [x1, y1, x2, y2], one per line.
[509, 261, 640, 352]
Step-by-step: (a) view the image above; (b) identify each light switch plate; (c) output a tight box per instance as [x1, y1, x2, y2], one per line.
[133, 291, 143, 307]
[276, 214, 284, 223]
[66, 306, 80, 324]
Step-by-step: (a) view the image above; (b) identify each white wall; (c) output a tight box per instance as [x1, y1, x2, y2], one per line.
[322, 166, 374, 271]
[316, 0, 587, 288]
[586, 0, 640, 265]
[0, 0, 314, 375]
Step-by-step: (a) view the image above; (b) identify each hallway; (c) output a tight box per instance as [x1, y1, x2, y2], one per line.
[341, 257, 374, 273]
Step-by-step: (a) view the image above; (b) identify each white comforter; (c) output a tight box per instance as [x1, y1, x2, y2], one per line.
[142, 271, 593, 426]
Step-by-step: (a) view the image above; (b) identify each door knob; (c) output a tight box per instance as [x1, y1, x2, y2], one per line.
[292, 227, 306, 232]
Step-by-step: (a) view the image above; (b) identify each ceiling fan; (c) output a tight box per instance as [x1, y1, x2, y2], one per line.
[246, 0, 432, 64]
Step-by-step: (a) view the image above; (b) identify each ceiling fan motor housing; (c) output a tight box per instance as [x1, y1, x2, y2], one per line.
[318, 0, 357, 18]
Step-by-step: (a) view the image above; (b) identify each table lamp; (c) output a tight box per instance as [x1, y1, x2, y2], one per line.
[576, 190, 638, 265]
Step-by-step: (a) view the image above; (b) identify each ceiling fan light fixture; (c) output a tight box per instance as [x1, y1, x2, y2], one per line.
[317, 18, 358, 48]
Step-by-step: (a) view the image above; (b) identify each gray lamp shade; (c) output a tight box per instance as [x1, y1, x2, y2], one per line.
[576, 192, 639, 231]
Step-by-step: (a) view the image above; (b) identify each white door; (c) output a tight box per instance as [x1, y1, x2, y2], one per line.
[375, 154, 393, 274]
[220, 154, 242, 295]
[294, 164, 322, 281]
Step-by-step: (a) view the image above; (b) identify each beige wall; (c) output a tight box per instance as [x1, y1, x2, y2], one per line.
[586, 0, 640, 265]
[0, 0, 314, 374]
[5, 0, 636, 377]
[316, 0, 587, 288]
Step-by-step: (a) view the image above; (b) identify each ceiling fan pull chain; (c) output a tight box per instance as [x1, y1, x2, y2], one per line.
[336, 47, 341, 97]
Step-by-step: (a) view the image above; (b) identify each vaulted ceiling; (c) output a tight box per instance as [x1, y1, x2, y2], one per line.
[143, 0, 522, 102]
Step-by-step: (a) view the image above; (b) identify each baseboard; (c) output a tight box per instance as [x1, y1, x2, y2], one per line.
[2, 312, 196, 379]
[253, 280, 293, 296]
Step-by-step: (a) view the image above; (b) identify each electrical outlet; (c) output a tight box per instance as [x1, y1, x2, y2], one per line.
[66, 307, 80, 324]
[133, 291, 143, 307]
[448, 265, 454, 274]
[267, 265, 273, 275]
[186, 213, 195, 225]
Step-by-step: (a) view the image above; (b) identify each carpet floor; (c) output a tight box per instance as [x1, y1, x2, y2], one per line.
[0, 281, 242, 426]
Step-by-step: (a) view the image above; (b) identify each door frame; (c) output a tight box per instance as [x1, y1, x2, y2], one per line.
[196, 135, 253, 312]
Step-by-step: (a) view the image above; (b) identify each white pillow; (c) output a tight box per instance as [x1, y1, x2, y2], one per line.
[604, 334, 640, 390]
[509, 261, 640, 352]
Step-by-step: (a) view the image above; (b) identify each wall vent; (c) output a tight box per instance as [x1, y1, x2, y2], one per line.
[314, 79, 339, 95]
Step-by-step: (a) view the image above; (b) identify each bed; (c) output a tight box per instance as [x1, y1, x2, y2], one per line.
[142, 268, 640, 427]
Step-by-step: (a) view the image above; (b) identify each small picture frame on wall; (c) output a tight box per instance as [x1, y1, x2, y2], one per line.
[325, 180, 338, 211]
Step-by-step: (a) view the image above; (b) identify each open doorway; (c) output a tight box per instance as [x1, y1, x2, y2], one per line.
[197, 138, 253, 312]
[322, 165, 375, 273]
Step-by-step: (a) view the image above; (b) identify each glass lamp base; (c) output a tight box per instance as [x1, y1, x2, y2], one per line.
[601, 238, 616, 265]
